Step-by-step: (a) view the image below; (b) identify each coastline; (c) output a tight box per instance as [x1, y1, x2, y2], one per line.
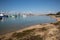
[0, 15, 60, 40]
[49, 15, 60, 21]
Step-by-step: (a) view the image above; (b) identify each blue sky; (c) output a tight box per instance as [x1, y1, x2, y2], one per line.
[0, 0, 60, 14]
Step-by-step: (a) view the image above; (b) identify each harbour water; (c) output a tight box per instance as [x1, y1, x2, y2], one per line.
[0, 16, 57, 34]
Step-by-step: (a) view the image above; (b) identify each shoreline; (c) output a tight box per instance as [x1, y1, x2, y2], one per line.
[0, 15, 59, 35]
[0, 16, 57, 35]
[0, 15, 60, 40]
[0, 23, 56, 38]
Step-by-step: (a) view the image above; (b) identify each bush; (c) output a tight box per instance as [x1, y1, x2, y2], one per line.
[38, 27, 47, 32]
[12, 29, 35, 38]
[7, 38, 12, 40]
[29, 35, 43, 40]
[56, 12, 60, 15]
[19, 35, 43, 40]
[53, 21, 60, 25]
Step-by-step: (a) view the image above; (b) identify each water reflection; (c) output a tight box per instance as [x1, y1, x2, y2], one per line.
[0, 17, 8, 22]
[0, 16, 57, 34]
[0, 17, 2, 20]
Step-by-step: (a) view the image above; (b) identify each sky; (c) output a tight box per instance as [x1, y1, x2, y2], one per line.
[0, 0, 60, 14]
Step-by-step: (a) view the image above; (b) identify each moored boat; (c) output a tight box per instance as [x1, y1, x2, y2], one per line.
[0, 13, 8, 18]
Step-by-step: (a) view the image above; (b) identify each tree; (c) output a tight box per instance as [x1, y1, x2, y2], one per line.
[56, 12, 60, 15]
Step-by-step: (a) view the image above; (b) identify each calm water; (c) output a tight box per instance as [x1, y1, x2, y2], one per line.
[0, 16, 56, 34]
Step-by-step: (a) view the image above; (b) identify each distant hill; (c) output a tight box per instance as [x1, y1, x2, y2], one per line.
[56, 12, 60, 15]
[47, 12, 60, 15]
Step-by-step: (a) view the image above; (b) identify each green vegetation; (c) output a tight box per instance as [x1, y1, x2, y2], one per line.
[47, 13, 56, 15]
[56, 12, 60, 15]
[47, 12, 60, 16]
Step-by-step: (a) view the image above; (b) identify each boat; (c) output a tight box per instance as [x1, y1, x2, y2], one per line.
[0, 13, 8, 17]
[22, 15, 27, 18]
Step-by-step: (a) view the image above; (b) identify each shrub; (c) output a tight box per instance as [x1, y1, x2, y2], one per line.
[29, 35, 43, 40]
[12, 29, 35, 38]
[7, 38, 12, 40]
[56, 12, 60, 15]
[53, 21, 60, 25]
[38, 27, 47, 32]
[19, 35, 43, 40]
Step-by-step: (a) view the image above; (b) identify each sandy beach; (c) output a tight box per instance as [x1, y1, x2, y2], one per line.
[0, 15, 60, 40]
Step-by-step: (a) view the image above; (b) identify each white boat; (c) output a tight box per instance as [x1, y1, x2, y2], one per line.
[0, 13, 4, 16]
[11, 15, 15, 18]
[22, 15, 27, 18]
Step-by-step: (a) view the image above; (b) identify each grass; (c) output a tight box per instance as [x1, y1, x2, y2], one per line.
[38, 27, 47, 32]
[17, 35, 43, 40]
[53, 21, 60, 25]
[7, 38, 12, 40]
[11, 27, 47, 40]
[29, 35, 43, 40]
[12, 29, 35, 38]
[27, 35, 43, 40]
[11, 29, 43, 40]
